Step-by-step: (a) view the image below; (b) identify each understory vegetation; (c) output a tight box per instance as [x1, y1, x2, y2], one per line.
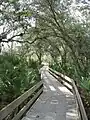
[0, 52, 40, 110]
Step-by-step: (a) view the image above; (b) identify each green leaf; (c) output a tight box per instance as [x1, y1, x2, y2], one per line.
[16, 11, 32, 17]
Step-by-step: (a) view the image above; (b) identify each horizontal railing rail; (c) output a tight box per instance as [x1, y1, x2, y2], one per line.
[49, 68, 88, 120]
[0, 81, 43, 120]
[49, 68, 73, 93]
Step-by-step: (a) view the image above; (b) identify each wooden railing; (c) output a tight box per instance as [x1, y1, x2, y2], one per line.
[0, 81, 43, 120]
[49, 68, 88, 120]
[49, 68, 73, 93]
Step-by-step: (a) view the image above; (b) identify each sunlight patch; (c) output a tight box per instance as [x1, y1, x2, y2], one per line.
[58, 86, 72, 94]
[49, 85, 56, 91]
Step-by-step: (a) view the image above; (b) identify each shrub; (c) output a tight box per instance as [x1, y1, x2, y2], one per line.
[0, 53, 40, 109]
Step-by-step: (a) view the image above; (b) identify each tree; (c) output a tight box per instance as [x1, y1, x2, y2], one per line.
[30, 0, 90, 80]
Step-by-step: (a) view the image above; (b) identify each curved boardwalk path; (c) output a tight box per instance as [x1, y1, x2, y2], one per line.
[22, 68, 80, 120]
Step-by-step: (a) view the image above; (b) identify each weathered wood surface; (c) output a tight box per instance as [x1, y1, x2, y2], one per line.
[12, 87, 43, 120]
[49, 68, 88, 120]
[72, 80, 88, 120]
[49, 68, 72, 86]
[0, 81, 43, 120]
[21, 67, 80, 120]
[49, 70, 73, 93]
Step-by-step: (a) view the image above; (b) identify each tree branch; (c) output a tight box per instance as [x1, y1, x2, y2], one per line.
[2, 36, 47, 45]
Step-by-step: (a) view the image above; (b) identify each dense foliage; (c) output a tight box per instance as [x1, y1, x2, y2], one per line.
[0, 52, 40, 109]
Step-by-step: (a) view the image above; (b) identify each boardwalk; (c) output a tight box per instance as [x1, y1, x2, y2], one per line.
[22, 68, 80, 120]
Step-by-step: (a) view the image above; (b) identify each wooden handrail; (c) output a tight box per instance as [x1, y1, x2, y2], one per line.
[12, 87, 43, 120]
[49, 70, 73, 93]
[0, 81, 43, 120]
[49, 68, 72, 86]
[72, 80, 88, 120]
[49, 68, 88, 120]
